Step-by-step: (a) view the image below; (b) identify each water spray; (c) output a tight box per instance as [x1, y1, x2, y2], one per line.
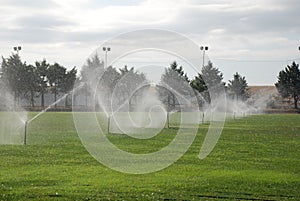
[22, 94, 68, 145]
[21, 91, 75, 145]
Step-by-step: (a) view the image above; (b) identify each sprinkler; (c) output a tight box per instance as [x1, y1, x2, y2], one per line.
[24, 121, 28, 145]
[107, 115, 111, 134]
[21, 92, 73, 145]
[167, 111, 170, 129]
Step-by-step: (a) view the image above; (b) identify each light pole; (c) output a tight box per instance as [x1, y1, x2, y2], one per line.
[200, 46, 208, 122]
[103, 47, 111, 68]
[200, 46, 208, 67]
[13, 46, 22, 55]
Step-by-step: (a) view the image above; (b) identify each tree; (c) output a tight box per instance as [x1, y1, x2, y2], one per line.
[0, 67, 4, 91]
[117, 65, 147, 108]
[61, 67, 77, 107]
[1, 54, 27, 104]
[1, 55, 77, 109]
[47, 63, 67, 108]
[97, 66, 120, 108]
[159, 61, 192, 110]
[79, 55, 104, 108]
[81, 54, 104, 83]
[190, 61, 225, 103]
[0, 63, 10, 110]
[35, 59, 50, 108]
[170, 61, 189, 82]
[23, 64, 39, 107]
[227, 72, 249, 101]
[275, 61, 300, 109]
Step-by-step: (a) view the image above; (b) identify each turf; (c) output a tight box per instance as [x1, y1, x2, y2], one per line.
[0, 112, 299, 200]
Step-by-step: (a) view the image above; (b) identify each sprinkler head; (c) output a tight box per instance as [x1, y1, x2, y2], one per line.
[24, 121, 28, 145]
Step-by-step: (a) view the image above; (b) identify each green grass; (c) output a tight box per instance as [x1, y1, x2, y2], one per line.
[0, 112, 300, 200]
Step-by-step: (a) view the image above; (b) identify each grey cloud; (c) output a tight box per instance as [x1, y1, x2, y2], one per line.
[0, 27, 62, 43]
[167, 2, 300, 37]
[1, 0, 299, 58]
[14, 15, 76, 29]
[83, 0, 143, 8]
[0, 26, 114, 44]
[1, 0, 58, 9]
[240, 7, 300, 33]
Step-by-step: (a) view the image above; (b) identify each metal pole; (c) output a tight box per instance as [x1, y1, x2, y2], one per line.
[108, 115, 111, 134]
[167, 112, 170, 128]
[202, 112, 204, 124]
[202, 50, 205, 68]
[200, 46, 208, 68]
[105, 50, 108, 68]
[24, 121, 27, 145]
[103, 47, 110, 68]
[13, 46, 21, 55]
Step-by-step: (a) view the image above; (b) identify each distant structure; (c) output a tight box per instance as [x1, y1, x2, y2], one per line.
[248, 86, 295, 110]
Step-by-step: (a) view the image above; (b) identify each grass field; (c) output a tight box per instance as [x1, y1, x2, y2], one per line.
[0, 112, 300, 200]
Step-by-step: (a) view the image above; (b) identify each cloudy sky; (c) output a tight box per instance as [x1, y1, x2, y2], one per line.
[0, 0, 299, 85]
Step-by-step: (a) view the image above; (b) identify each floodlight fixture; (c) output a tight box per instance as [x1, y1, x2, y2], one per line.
[103, 46, 111, 68]
[200, 46, 209, 67]
[13, 46, 22, 54]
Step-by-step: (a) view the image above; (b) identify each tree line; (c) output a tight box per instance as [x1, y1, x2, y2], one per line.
[167, 60, 300, 110]
[0, 54, 252, 110]
[77, 55, 147, 110]
[79, 56, 250, 111]
[0, 54, 77, 108]
[160, 61, 249, 108]
[1, 53, 299, 110]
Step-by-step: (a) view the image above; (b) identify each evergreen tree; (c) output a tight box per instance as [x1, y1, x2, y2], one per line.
[275, 61, 300, 109]
[61, 67, 77, 107]
[117, 65, 147, 107]
[23, 64, 39, 107]
[159, 61, 192, 110]
[98, 66, 120, 103]
[35, 59, 50, 108]
[1, 54, 27, 104]
[228, 72, 249, 101]
[47, 63, 67, 108]
[170, 61, 189, 82]
[190, 61, 225, 103]
[79, 55, 104, 108]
